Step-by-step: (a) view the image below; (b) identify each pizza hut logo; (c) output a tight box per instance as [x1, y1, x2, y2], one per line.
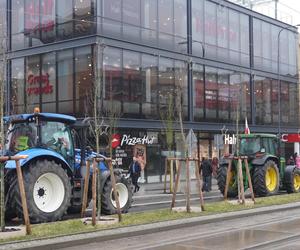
[112, 134, 121, 149]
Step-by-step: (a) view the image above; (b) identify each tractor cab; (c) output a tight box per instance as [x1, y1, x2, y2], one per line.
[5, 112, 76, 166]
[238, 134, 279, 158]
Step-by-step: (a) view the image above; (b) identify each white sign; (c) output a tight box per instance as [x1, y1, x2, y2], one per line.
[120, 134, 155, 146]
[224, 134, 237, 145]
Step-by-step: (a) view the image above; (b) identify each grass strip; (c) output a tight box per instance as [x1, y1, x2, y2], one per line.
[1, 192, 300, 243]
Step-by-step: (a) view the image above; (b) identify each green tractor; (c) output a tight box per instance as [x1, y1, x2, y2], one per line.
[217, 133, 300, 197]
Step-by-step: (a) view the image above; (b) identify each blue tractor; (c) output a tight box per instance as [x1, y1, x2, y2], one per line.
[4, 111, 133, 223]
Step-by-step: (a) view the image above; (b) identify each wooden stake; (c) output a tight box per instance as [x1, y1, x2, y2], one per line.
[171, 160, 181, 209]
[244, 158, 255, 203]
[224, 159, 232, 200]
[237, 158, 245, 204]
[109, 160, 122, 222]
[16, 160, 31, 235]
[81, 160, 91, 218]
[186, 158, 191, 213]
[170, 159, 174, 193]
[92, 160, 97, 226]
[195, 159, 205, 211]
[163, 158, 167, 193]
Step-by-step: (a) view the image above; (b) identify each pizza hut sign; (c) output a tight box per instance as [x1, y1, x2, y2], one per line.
[121, 134, 155, 146]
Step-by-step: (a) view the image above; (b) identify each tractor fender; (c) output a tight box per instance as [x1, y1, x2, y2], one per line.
[5, 148, 72, 174]
[252, 155, 279, 166]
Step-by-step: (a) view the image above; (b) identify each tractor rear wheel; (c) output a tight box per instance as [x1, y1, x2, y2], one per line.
[101, 174, 133, 215]
[217, 164, 238, 198]
[285, 166, 300, 193]
[253, 160, 279, 196]
[13, 160, 71, 223]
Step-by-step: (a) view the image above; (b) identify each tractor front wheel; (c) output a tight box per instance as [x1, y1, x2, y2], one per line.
[217, 164, 238, 198]
[285, 166, 300, 193]
[253, 160, 279, 196]
[13, 160, 71, 223]
[101, 174, 133, 215]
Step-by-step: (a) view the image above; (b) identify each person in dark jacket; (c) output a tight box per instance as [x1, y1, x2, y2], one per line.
[201, 157, 212, 192]
[129, 157, 141, 192]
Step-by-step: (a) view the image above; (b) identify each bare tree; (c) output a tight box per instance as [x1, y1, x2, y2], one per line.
[0, 34, 7, 232]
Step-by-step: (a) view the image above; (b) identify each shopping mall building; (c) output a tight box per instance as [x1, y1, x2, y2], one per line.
[2, 0, 300, 181]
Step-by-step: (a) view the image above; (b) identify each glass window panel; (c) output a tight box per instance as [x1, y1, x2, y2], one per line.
[123, 0, 141, 40]
[158, 0, 174, 49]
[205, 67, 217, 120]
[123, 50, 142, 116]
[192, 0, 204, 57]
[218, 69, 230, 122]
[75, 46, 93, 117]
[24, 0, 41, 47]
[159, 57, 174, 109]
[253, 18, 262, 69]
[193, 63, 204, 121]
[271, 25, 279, 72]
[11, 58, 25, 114]
[12, 0, 25, 50]
[204, 1, 217, 59]
[57, 0, 74, 40]
[40, 0, 55, 43]
[103, 47, 122, 114]
[230, 73, 250, 122]
[262, 22, 271, 71]
[58, 50, 74, 114]
[217, 6, 228, 61]
[26, 55, 40, 112]
[74, 0, 93, 37]
[141, 54, 158, 119]
[229, 9, 239, 65]
[240, 13, 249, 66]
[175, 60, 188, 120]
[41, 52, 56, 112]
[103, 0, 122, 36]
[174, 0, 187, 52]
[141, 0, 158, 45]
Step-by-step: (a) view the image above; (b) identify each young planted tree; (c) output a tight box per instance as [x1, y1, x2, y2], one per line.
[0, 35, 7, 231]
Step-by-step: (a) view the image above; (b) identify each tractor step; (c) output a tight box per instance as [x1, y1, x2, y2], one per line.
[72, 178, 84, 206]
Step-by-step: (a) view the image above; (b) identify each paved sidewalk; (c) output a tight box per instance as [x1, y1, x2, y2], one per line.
[134, 178, 218, 197]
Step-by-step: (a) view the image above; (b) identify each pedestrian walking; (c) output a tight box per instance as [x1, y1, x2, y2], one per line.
[129, 156, 141, 192]
[201, 157, 212, 192]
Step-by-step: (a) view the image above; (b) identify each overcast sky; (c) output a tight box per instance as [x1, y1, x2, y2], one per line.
[253, 0, 300, 26]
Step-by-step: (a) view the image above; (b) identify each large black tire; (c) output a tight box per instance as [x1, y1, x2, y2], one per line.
[253, 160, 279, 197]
[217, 164, 238, 198]
[101, 174, 133, 215]
[5, 173, 18, 221]
[13, 160, 71, 223]
[284, 166, 300, 193]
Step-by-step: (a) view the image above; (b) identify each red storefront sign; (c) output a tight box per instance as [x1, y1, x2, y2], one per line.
[27, 73, 53, 95]
[281, 134, 300, 143]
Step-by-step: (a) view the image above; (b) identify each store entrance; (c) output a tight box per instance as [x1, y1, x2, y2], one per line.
[145, 144, 163, 183]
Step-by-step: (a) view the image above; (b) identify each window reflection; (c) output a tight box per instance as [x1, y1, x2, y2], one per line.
[11, 59, 25, 114]
[75, 47, 92, 117]
[193, 63, 204, 121]
[58, 50, 74, 114]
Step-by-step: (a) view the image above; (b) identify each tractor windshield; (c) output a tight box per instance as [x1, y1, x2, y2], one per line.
[6, 122, 37, 153]
[239, 137, 261, 155]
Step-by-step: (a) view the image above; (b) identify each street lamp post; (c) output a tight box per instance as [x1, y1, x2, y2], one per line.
[277, 24, 300, 137]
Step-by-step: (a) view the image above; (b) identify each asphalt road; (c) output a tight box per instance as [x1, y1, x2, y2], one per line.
[60, 206, 300, 250]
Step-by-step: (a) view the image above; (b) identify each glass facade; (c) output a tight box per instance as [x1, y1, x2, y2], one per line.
[5, 0, 300, 181]
[11, 0, 95, 50]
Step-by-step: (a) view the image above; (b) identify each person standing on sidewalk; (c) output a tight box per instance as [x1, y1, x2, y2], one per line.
[201, 157, 212, 192]
[129, 156, 141, 192]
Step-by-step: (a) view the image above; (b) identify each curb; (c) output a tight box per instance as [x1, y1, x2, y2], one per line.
[2, 202, 300, 250]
